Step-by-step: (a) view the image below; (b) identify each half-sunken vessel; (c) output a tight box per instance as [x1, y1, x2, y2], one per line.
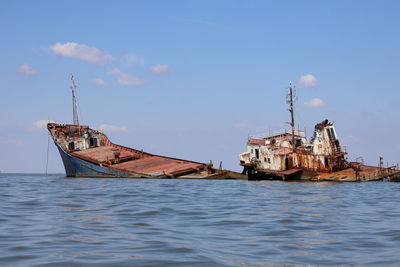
[48, 76, 244, 179]
[239, 83, 400, 182]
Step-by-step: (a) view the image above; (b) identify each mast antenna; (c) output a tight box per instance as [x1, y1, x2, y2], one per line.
[70, 75, 80, 126]
[286, 82, 297, 152]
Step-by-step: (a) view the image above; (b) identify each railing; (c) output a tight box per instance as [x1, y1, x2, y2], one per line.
[250, 129, 306, 139]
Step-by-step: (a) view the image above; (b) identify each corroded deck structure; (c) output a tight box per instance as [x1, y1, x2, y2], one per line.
[48, 123, 244, 179]
[239, 83, 400, 182]
[49, 76, 245, 179]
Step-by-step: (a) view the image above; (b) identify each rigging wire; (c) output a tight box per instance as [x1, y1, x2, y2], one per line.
[45, 117, 50, 176]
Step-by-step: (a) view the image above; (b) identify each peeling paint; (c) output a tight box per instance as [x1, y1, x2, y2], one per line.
[239, 120, 400, 181]
[48, 123, 245, 179]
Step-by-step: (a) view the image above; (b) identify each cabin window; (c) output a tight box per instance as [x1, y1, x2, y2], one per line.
[327, 128, 336, 141]
[296, 139, 302, 147]
[326, 128, 332, 140]
[89, 137, 98, 147]
[324, 157, 329, 168]
[268, 158, 271, 164]
[264, 157, 267, 162]
[329, 128, 336, 140]
[68, 142, 75, 151]
[334, 140, 341, 152]
[255, 149, 259, 159]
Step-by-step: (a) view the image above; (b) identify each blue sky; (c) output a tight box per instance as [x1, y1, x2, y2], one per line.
[1, 0, 399, 173]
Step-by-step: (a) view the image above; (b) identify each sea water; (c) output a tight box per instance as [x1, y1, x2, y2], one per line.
[1, 173, 400, 266]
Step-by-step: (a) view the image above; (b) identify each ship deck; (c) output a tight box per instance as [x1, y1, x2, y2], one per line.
[244, 163, 400, 182]
[71, 145, 207, 177]
[315, 165, 400, 182]
[113, 157, 205, 176]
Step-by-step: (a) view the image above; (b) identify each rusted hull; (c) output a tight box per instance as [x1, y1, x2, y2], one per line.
[239, 84, 400, 181]
[243, 164, 400, 182]
[49, 123, 245, 179]
[56, 142, 140, 178]
[57, 141, 245, 179]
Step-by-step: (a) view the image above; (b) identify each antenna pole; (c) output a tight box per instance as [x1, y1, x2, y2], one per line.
[286, 82, 296, 152]
[70, 75, 80, 126]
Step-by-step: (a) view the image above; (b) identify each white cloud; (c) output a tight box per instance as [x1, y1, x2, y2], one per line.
[298, 74, 318, 88]
[18, 64, 37, 75]
[92, 78, 106, 86]
[98, 124, 128, 133]
[304, 98, 325, 107]
[50, 42, 114, 65]
[123, 53, 144, 65]
[109, 68, 146, 86]
[151, 64, 169, 74]
[33, 119, 55, 129]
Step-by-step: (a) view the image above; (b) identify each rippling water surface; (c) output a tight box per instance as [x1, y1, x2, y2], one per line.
[1, 174, 400, 266]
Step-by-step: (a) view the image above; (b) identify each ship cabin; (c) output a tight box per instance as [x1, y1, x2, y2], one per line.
[47, 123, 107, 153]
[239, 120, 348, 179]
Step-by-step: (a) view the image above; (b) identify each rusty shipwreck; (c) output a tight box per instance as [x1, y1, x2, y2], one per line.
[239, 83, 400, 182]
[48, 76, 244, 179]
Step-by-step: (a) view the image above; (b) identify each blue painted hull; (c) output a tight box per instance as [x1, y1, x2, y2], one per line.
[55, 142, 142, 178]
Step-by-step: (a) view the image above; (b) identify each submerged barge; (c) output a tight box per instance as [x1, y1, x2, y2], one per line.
[239, 83, 400, 182]
[49, 76, 244, 179]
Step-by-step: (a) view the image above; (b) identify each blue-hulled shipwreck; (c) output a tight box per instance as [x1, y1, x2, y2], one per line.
[47, 76, 244, 179]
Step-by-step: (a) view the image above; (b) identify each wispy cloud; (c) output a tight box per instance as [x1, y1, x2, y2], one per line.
[151, 64, 169, 74]
[123, 53, 144, 65]
[91, 78, 106, 86]
[50, 42, 114, 65]
[109, 68, 146, 86]
[33, 119, 55, 129]
[297, 74, 318, 88]
[98, 124, 127, 133]
[304, 98, 325, 107]
[18, 64, 37, 75]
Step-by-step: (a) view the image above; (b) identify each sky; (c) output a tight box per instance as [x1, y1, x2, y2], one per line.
[1, 0, 400, 173]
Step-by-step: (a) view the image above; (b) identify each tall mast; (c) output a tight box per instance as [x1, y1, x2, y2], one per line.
[70, 75, 80, 126]
[286, 82, 296, 152]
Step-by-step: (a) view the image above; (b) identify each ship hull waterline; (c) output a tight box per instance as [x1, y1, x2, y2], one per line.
[54, 141, 245, 179]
